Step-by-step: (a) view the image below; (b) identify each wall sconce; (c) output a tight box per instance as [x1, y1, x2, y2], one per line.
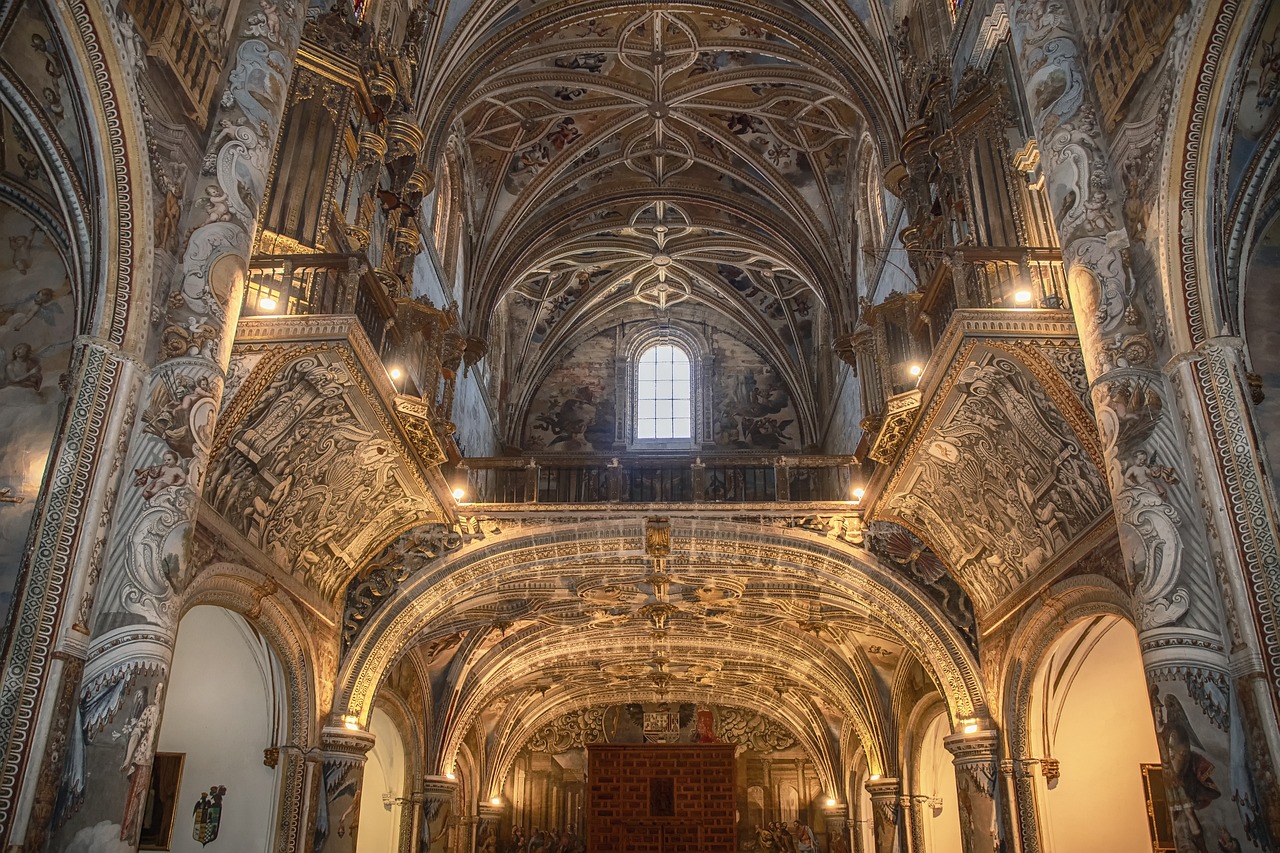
[908, 364, 922, 378]
[1013, 290, 1033, 305]
[259, 296, 278, 311]
[962, 720, 979, 734]
[852, 487, 865, 503]
[490, 796, 503, 807]
[869, 774, 881, 781]
[343, 715, 361, 731]
[825, 797, 838, 807]
[452, 487, 466, 502]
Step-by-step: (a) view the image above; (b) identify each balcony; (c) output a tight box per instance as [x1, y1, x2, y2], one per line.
[243, 253, 400, 358]
[121, 0, 222, 123]
[458, 454, 859, 506]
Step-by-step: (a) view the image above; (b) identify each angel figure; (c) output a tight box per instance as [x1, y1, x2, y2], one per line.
[1122, 449, 1178, 500]
[0, 277, 71, 334]
[202, 184, 233, 225]
[133, 449, 188, 501]
[141, 373, 216, 457]
[8, 227, 37, 274]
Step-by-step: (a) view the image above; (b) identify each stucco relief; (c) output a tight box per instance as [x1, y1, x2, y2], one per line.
[878, 346, 1110, 615]
[205, 351, 434, 599]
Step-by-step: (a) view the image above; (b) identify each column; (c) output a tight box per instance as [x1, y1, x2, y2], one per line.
[1006, 1, 1275, 848]
[419, 775, 458, 853]
[315, 724, 377, 853]
[476, 801, 504, 853]
[822, 801, 851, 853]
[864, 778, 901, 853]
[39, 0, 305, 848]
[1168, 337, 1280, 834]
[943, 731, 999, 853]
[905, 796, 928, 853]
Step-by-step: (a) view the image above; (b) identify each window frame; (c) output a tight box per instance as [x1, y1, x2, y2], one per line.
[624, 326, 707, 451]
[634, 342, 695, 442]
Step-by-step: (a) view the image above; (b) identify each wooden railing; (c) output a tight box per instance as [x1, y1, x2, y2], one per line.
[244, 253, 399, 357]
[122, 0, 221, 123]
[458, 454, 859, 504]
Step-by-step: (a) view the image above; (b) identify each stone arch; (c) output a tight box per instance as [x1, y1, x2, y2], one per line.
[481, 689, 841, 803]
[0, 0, 159, 835]
[1163, 0, 1279, 351]
[178, 565, 321, 852]
[997, 574, 1133, 853]
[337, 517, 987, 768]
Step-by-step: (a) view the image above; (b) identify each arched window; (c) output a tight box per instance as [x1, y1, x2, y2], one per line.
[636, 343, 692, 440]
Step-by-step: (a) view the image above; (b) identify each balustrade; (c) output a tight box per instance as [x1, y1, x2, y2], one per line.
[244, 253, 399, 357]
[460, 455, 858, 505]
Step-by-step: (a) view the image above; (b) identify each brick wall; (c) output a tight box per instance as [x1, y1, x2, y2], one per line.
[587, 745, 736, 852]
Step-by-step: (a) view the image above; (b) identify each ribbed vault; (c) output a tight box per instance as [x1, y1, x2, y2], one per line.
[413, 3, 901, 436]
[338, 517, 985, 800]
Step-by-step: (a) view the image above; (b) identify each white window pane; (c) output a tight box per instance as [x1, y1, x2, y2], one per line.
[636, 342, 694, 442]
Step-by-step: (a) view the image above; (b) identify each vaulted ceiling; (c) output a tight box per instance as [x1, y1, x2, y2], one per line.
[410, 2, 901, 436]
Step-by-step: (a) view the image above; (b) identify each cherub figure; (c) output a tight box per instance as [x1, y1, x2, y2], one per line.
[203, 185, 232, 225]
[133, 450, 187, 501]
[8, 227, 39, 274]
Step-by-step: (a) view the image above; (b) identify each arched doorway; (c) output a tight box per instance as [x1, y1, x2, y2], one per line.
[155, 606, 286, 852]
[1029, 615, 1161, 852]
[916, 712, 962, 853]
[357, 706, 408, 853]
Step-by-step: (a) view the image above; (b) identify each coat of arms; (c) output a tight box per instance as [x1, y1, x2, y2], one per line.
[192, 785, 227, 846]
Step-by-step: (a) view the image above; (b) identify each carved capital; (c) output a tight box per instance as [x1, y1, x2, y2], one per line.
[864, 777, 901, 801]
[943, 729, 999, 765]
[422, 775, 460, 803]
[320, 724, 376, 768]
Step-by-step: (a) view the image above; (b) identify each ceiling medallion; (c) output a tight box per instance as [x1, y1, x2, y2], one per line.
[625, 200, 696, 310]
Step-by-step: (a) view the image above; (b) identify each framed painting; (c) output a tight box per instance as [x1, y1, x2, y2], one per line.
[1140, 763, 1175, 853]
[139, 752, 185, 850]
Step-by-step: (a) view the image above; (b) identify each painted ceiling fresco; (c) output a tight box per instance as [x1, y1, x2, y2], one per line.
[419, 6, 889, 442]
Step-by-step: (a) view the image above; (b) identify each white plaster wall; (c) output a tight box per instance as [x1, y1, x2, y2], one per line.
[1035, 619, 1160, 853]
[357, 707, 407, 853]
[156, 606, 283, 853]
[917, 713, 963, 853]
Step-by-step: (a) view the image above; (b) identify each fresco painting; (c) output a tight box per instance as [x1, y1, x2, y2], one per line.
[524, 334, 618, 452]
[0, 205, 74, 623]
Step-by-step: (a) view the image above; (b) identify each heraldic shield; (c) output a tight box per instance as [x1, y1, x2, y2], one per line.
[193, 785, 226, 846]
